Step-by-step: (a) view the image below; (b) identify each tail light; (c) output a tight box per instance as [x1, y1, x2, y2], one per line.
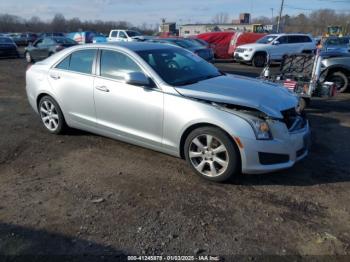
[55, 45, 64, 51]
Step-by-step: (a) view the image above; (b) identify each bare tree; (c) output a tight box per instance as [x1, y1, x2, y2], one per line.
[212, 12, 229, 24]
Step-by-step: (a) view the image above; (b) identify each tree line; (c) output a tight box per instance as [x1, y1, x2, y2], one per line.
[252, 9, 350, 36]
[1, 9, 350, 36]
[0, 13, 157, 35]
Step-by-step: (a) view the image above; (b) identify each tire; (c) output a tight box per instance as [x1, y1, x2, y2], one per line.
[326, 71, 348, 93]
[184, 126, 240, 182]
[38, 96, 66, 134]
[252, 53, 266, 67]
[25, 51, 33, 63]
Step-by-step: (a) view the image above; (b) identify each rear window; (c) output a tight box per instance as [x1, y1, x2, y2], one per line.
[54, 37, 76, 44]
[55, 49, 96, 74]
[0, 37, 14, 44]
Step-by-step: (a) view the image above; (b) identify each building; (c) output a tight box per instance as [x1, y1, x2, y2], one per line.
[159, 21, 177, 35]
[239, 13, 251, 24]
[179, 23, 255, 37]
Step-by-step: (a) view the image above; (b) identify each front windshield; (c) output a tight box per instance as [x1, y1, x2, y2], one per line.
[127, 31, 141, 37]
[326, 37, 350, 46]
[256, 35, 278, 44]
[136, 48, 222, 86]
[0, 37, 14, 44]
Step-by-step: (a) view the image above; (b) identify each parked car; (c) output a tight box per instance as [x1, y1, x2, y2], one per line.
[234, 33, 315, 67]
[66, 31, 107, 44]
[11, 32, 38, 46]
[26, 42, 310, 182]
[24, 37, 78, 63]
[321, 36, 350, 53]
[0, 37, 19, 58]
[321, 51, 350, 92]
[108, 30, 144, 42]
[187, 37, 210, 48]
[150, 38, 214, 62]
[38, 32, 65, 38]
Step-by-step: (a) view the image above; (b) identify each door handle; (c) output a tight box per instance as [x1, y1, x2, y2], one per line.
[50, 74, 60, 80]
[95, 85, 110, 92]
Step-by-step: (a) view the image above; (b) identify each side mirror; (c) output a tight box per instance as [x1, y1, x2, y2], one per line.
[273, 40, 280, 45]
[125, 72, 152, 87]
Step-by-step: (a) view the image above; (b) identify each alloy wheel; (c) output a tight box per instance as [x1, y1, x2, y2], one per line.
[40, 100, 59, 132]
[188, 134, 229, 177]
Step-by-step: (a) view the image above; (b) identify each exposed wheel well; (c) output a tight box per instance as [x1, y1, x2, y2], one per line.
[179, 123, 242, 170]
[326, 67, 350, 77]
[253, 51, 267, 57]
[36, 93, 49, 109]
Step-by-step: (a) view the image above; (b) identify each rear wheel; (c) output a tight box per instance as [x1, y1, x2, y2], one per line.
[326, 71, 348, 93]
[252, 53, 266, 67]
[38, 96, 66, 134]
[184, 127, 240, 182]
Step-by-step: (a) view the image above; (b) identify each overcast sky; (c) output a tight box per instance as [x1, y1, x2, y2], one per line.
[1, 0, 350, 26]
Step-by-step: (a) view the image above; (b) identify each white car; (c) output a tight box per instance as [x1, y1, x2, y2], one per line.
[234, 34, 315, 67]
[108, 30, 143, 42]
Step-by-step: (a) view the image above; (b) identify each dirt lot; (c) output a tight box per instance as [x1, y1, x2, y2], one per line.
[0, 57, 350, 260]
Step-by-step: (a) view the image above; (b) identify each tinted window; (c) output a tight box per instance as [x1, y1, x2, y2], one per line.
[100, 50, 142, 80]
[69, 49, 96, 74]
[126, 31, 141, 37]
[56, 56, 70, 70]
[277, 36, 288, 44]
[0, 37, 14, 44]
[34, 39, 44, 47]
[111, 31, 118, 37]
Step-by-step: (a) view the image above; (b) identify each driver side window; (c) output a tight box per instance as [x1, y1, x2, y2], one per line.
[277, 36, 288, 44]
[34, 39, 44, 47]
[118, 31, 127, 39]
[100, 50, 142, 80]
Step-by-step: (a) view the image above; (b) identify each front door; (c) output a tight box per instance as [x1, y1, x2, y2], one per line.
[93, 49, 163, 147]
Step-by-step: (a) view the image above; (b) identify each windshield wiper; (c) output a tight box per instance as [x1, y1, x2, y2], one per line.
[175, 73, 222, 86]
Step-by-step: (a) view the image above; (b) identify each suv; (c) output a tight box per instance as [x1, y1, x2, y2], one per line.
[234, 33, 315, 67]
[108, 30, 143, 42]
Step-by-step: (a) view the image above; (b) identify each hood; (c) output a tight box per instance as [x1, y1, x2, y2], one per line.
[238, 43, 269, 49]
[175, 74, 298, 119]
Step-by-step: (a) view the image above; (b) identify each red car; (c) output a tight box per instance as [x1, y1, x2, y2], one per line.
[196, 31, 266, 59]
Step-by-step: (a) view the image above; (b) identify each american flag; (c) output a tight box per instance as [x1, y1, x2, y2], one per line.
[283, 79, 297, 91]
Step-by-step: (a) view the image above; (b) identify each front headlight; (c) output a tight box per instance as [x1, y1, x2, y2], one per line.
[245, 48, 254, 52]
[248, 117, 272, 140]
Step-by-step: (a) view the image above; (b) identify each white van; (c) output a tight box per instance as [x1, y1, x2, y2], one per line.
[108, 30, 143, 42]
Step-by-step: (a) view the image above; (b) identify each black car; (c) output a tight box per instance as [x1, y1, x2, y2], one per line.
[11, 33, 38, 46]
[38, 32, 65, 38]
[0, 37, 19, 58]
[24, 37, 78, 63]
[150, 38, 214, 62]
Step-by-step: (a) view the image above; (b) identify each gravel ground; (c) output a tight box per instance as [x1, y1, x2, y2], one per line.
[0, 57, 349, 260]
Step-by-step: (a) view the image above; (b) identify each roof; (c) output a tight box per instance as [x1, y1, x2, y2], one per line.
[86, 41, 180, 51]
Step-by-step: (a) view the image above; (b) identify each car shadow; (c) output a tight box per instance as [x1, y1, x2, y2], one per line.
[233, 95, 350, 187]
[0, 222, 127, 261]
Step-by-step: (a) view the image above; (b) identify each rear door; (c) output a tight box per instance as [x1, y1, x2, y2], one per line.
[48, 49, 97, 127]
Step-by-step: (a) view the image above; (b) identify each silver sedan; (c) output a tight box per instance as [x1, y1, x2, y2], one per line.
[26, 42, 310, 182]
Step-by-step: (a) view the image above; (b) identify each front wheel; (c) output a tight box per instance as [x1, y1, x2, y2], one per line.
[252, 53, 266, 67]
[25, 51, 33, 63]
[327, 71, 348, 93]
[184, 127, 240, 182]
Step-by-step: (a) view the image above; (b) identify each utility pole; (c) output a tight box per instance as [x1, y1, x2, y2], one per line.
[270, 8, 274, 23]
[277, 0, 285, 33]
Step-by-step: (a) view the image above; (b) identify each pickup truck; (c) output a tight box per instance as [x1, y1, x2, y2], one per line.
[108, 30, 144, 42]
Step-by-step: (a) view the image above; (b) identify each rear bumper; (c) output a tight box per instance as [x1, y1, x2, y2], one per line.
[239, 122, 310, 174]
[0, 49, 19, 57]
